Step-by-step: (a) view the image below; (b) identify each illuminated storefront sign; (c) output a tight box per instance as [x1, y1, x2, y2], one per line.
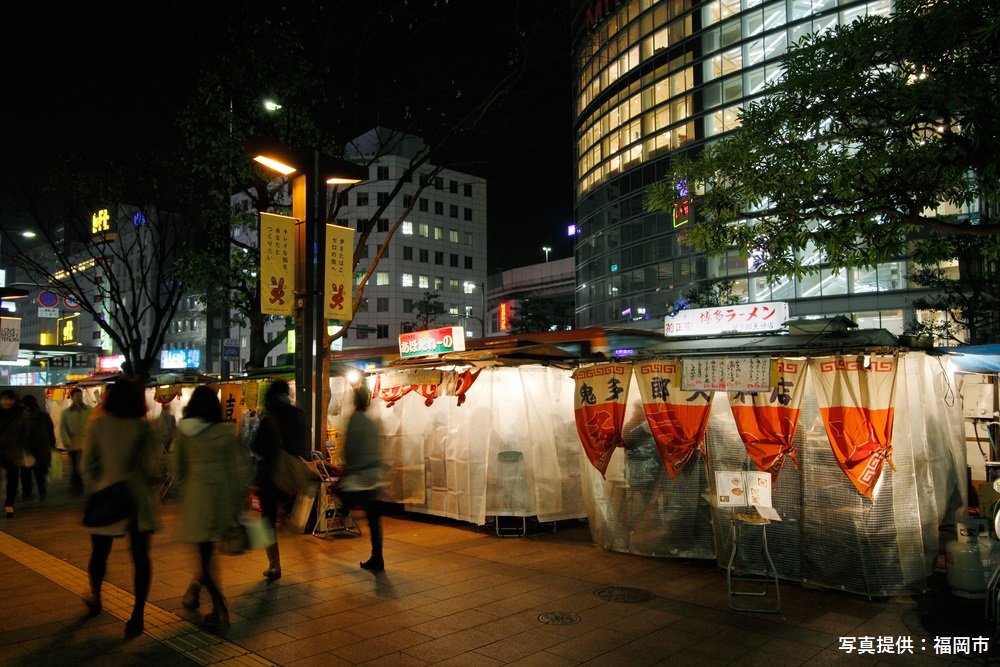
[97, 355, 125, 373]
[398, 326, 466, 359]
[57, 314, 80, 345]
[498, 301, 512, 332]
[160, 349, 202, 369]
[664, 302, 790, 337]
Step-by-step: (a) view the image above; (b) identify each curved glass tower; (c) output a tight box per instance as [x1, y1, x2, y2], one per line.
[571, 0, 921, 334]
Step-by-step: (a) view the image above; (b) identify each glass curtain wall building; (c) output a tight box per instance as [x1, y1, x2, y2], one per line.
[571, 0, 924, 334]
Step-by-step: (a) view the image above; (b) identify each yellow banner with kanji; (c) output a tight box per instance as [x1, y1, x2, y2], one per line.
[260, 212, 296, 316]
[324, 223, 355, 322]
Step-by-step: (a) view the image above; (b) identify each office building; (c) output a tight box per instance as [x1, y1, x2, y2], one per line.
[571, 0, 934, 334]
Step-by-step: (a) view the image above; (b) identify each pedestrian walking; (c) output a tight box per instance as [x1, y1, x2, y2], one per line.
[0, 389, 28, 518]
[250, 379, 307, 580]
[339, 384, 387, 572]
[82, 376, 159, 639]
[19, 395, 56, 501]
[172, 386, 245, 629]
[59, 388, 92, 495]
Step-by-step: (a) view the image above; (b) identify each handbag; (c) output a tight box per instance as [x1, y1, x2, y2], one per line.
[82, 481, 135, 527]
[272, 448, 316, 496]
[22, 453, 36, 469]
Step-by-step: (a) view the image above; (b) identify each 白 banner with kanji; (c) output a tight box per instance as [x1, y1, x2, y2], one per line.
[728, 357, 806, 482]
[809, 354, 898, 500]
[572, 363, 633, 477]
[324, 224, 355, 322]
[634, 358, 712, 479]
[260, 212, 296, 316]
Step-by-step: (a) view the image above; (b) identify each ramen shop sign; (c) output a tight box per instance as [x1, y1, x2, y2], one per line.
[399, 326, 466, 359]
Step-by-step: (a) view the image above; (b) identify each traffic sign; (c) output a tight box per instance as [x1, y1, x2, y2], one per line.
[38, 307, 59, 319]
[64, 295, 80, 309]
[38, 291, 59, 308]
[222, 339, 240, 359]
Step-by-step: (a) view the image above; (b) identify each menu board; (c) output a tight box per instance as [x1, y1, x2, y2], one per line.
[715, 470, 773, 508]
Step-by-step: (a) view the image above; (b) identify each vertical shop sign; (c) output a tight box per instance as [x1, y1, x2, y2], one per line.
[324, 223, 355, 322]
[260, 212, 296, 316]
[572, 363, 633, 477]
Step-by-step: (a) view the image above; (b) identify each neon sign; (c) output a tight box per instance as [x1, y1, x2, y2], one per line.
[398, 326, 466, 359]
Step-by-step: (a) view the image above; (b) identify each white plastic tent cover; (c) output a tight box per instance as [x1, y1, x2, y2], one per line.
[331, 366, 587, 525]
[581, 351, 967, 596]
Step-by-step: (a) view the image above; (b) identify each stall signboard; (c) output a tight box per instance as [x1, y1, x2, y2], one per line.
[399, 326, 465, 359]
[160, 349, 201, 370]
[664, 301, 789, 337]
[681, 356, 772, 392]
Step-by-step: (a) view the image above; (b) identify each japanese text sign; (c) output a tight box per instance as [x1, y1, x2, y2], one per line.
[681, 356, 772, 392]
[664, 301, 789, 337]
[260, 212, 296, 316]
[324, 223, 355, 322]
[398, 327, 466, 359]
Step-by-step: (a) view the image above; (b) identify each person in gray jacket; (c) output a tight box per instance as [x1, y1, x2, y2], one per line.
[172, 386, 244, 629]
[338, 385, 386, 572]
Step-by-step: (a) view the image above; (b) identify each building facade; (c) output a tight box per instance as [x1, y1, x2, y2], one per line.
[571, 0, 937, 335]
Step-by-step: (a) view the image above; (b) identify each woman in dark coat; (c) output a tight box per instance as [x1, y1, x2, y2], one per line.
[20, 395, 56, 500]
[250, 379, 306, 580]
[0, 389, 28, 518]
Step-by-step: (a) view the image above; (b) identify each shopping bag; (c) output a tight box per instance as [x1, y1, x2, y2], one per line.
[273, 449, 316, 495]
[49, 450, 63, 482]
[240, 511, 276, 549]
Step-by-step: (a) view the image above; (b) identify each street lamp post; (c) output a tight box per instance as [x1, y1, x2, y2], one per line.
[252, 144, 366, 452]
[543, 246, 551, 262]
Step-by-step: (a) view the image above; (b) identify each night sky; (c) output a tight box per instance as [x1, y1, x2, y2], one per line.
[4, 2, 575, 274]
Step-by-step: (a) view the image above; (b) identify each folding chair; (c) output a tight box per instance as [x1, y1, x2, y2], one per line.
[310, 451, 361, 538]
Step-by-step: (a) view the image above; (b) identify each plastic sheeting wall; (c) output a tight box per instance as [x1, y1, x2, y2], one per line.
[581, 352, 967, 596]
[333, 366, 587, 525]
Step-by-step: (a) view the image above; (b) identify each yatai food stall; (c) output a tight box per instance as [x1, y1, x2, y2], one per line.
[572, 312, 967, 597]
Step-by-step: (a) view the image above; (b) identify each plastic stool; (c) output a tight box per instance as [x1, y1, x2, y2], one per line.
[727, 513, 781, 613]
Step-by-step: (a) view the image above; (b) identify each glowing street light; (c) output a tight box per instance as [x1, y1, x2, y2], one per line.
[543, 246, 552, 262]
[252, 142, 367, 451]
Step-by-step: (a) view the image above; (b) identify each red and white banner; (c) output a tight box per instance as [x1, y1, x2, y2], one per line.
[634, 359, 712, 479]
[572, 363, 633, 477]
[728, 358, 806, 482]
[809, 355, 898, 499]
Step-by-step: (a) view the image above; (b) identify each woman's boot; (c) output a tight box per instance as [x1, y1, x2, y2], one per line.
[263, 543, 281, 579]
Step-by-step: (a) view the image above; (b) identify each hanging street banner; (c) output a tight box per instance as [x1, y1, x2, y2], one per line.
[634, 358, 712, 480]
[260, 212, 296, 316]
[728, 357, 807, 482]
[809, 354, 898, 500]
[0, 317, 21, 362]
[324, 223, 355, 322]
[572, 362, 633, 477]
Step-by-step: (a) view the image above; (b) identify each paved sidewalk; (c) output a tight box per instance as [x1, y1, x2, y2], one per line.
[0, 471, 993, 666]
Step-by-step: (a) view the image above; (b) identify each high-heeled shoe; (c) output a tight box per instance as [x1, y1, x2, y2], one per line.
[124, 617, 144, 639]
[360, 558, 384, 572]
[262, 566, 281, 580]
[181, 582, 201, 610]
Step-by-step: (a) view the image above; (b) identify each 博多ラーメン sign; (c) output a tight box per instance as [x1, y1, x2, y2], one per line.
[664, 302, 789, 337]
[398, 327, 466, 359]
